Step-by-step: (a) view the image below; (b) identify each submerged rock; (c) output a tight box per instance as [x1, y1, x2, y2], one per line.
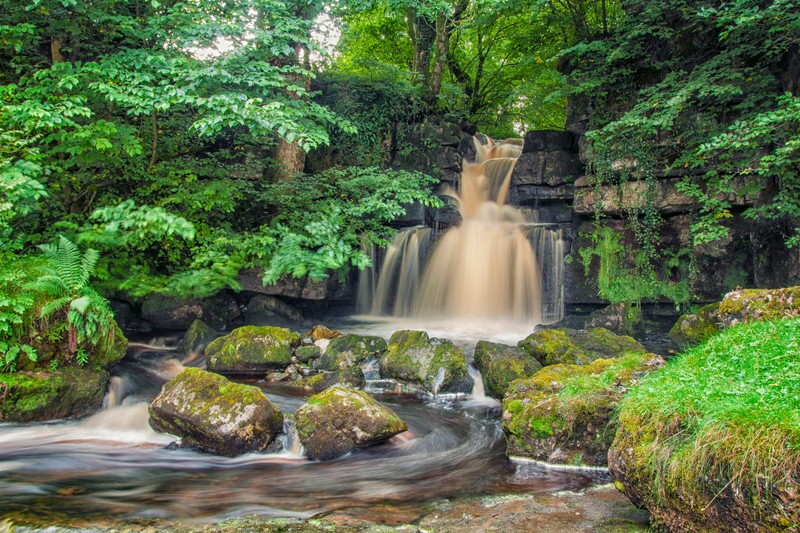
[176, 319, 218, 357]
[502, 352, 665, 466]
[206, 325, 300, 375]
[517, 327, 645, 367]
[316, 334, 387, 371]
[474, 341, 542, 399]
[379, 330, 469, 394]
[149, 368, 283, 456]
[287, 368, 366, 393]
[0, 367, 111, 422]
[294, 386, 407, 460]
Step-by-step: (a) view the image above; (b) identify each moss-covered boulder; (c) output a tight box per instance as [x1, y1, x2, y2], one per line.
[294, 386, 407, 460]
[149, 368, 283, 456]
[379, 330, 469, 394]
[668, 287, 800, 349]
[0, 367, 111, 422]
[206, 325, 300, 375]
[668, 302, 721, 349]
[502, 352, 665, 466]
[517, 327, 645, 367]
[474, 341, 542, 399]
[286, 368, 366, 393]
[610, 319, 800, 532]
[176, 319, 218, 357]
[295, 345, 322, 363]
[315, 334, 387, 371]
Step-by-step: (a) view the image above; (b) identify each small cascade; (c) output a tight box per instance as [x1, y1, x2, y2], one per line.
[467, 364, 486, 400]
[431, 367, 446, 396]
[357, 136, 566, 324]
[280, 420, 306, 456]
[102, 376, 130, 409]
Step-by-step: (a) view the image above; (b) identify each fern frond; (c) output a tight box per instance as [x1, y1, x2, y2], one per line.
[40, 296, 71, 317]
[80, 248, 100, 287]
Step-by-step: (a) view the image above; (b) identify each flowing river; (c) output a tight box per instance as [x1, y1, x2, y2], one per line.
[0, 338, 605, 525]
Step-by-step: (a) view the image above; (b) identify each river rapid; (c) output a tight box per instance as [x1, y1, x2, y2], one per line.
[0, 330, 606, 526]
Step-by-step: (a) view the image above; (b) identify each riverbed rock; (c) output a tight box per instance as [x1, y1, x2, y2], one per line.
[668, 302, 722, 349]
[295, 345, 322, 363]
[149, 368, 283, 456]
[287, 368, 366, 393]
[206, 325, 300, 375]
[244, 294, 303, 324]
[473, 341, 542, 399]
[176, 319, 218, 357]
[294, 386, 407, 461]
[0, 367, 111, 422]
[502, 352, 665, 466]
[315, 334, 387, 371]
[379, 330, 469, 394]
[308, 324, 343, 341]
[517, 328, 645, 367]
[141, 292, 240, 330]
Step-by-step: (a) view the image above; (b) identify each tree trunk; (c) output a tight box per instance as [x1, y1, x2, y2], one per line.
[148, 110, 158, 170]
[51, 36, 64, 64]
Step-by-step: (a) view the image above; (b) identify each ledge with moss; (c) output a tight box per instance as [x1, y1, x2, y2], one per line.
[610, 318, 800, 532]
[502, 352, 665, 466]
[517, 327, 645, 368]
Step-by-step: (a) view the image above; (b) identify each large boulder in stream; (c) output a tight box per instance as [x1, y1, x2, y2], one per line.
[517, 327, 645, 367]
[176, 319, 218, 358]
[315, 334, 387, 371]
[379, 330, 470, 394]
[295, 386, 407, 460]
[502, 352, 665, 466]
[149, 368, 283, 456]
[205, 325, 300, 375]
[474, 341, 542, 399]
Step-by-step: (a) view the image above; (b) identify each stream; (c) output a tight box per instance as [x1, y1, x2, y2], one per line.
[0, 331, 606, 525]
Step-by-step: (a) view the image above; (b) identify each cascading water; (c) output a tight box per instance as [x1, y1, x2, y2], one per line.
[357, 136, 565, 326]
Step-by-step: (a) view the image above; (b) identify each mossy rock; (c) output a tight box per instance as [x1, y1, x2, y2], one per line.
[206, 325, 300, 375]
[295, 345, 322, 363]
[18, 322, 128, 373]
[149, 368, 283, 456]
[0, 367, 110, 422]
[474, 341, 542, 399]
[315, 334, 387, 371]
[176, 319, 218, 357]
[517, 327, 645, 367]
[286, 368, 366, 393]
[502, 352, 664, 466]
[379, 330, 469, 394]
[668, 302, 721, 349]
[294, 386, 407, 460]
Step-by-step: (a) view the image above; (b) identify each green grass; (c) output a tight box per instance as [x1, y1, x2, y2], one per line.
[617, 318, 800, 513]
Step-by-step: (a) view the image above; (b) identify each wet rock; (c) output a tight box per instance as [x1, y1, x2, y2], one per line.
[316, 334, 388, 371]
[206, 325, 300, 375]
[522, 130, 576, 153]
[517, 327, 645, 367]
[0, 367, 111, 422]
[473, 341, 542, 399]
[294, 386, 407, 460]
[141, 292, 240, 330]
[502, 353, 665, 466]
[668, 302, 722, 349]
[244, 295, 302, 324]
[379, 330, 469, 394]
[287, 368, 366, 393]
[149, 368, 283, 456]
[295, 345, 322, 363]
[511, 151, 582, 187]
[176, 319, 218, 357]
[308, 324, 342, 341]
[237, 269, 350, 301]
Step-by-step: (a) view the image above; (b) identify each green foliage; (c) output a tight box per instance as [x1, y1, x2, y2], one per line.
[577, 223, 689, 312]
[617, 318, 800, 517]
[565, 0, 800, 247]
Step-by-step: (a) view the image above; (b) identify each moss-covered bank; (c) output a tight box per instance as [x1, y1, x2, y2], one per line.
[611, 318, 800, 532]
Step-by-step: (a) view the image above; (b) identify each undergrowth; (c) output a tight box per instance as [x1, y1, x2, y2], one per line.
[616, 318, 800, 514]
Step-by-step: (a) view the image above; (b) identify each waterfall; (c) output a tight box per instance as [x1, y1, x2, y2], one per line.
[357, 136, 565, 324]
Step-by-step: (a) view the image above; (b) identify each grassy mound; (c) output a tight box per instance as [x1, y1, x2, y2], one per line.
[610, 318, 800, 532]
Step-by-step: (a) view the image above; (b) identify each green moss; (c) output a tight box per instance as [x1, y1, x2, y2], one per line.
[0, 368, 108, 422]
[612, 318, 800, 531]
[518, 328, 644, 367]
[380, 330, 467, 392]
[206, 325, 300, 373]
[316, 334, 387, 370]
[668, 303, 721, 349]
